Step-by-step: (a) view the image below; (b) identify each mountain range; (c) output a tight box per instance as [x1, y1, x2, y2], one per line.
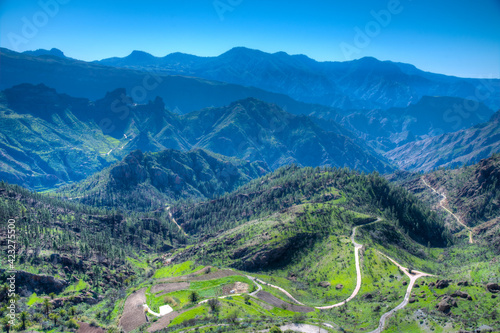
[96, 47, 500, 111]
[0, 83, 391, 190]
[0, 47, 341, 117]
[1, 46, 500, 333]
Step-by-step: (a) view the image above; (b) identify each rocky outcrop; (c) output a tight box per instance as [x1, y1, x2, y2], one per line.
[436, 296, 457, 313]
[14, 271, 68, 294]
[451, 290, 470, 299]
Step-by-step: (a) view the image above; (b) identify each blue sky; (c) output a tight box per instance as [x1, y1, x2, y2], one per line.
[1, 0, 499, 78]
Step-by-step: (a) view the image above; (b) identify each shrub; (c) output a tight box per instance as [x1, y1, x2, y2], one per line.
[67, 318, 79, 329]
[188, 291, 200, 303]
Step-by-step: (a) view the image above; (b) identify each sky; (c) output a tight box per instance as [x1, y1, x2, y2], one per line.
[0, 0, 499, 78]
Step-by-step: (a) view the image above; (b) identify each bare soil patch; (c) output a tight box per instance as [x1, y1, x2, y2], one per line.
[77, 322, 106, 333]
[151, 282, 190, 295]
[222, 281, 249, 295]
[255, 291, 313, 313]
[119, 288, 147, 332]
[147, 306, 198, 332]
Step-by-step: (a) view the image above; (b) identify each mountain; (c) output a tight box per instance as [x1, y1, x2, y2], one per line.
[22, 48, 67, 59]
[0, 84, 391, 191]
[385, 111, 500, 172]
[58, 148, 269, 211]
[334, 96, 495, 152]
[0, 47, 342, 117]
[178, 98, 392, 172]
[0, 84, 119, 190]
[96, 47, 500, 110]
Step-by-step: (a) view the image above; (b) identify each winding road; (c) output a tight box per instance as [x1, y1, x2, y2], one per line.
[422, 178, 473, 243]
[367, 253, 433, 333]
[166, 206, 187, 236]
[245, 218, 433, 332]
[140, 217, 433, 332]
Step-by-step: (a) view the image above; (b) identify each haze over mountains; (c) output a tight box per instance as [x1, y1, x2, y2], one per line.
[1, 46, 499, 191]
[95, 47, 500, 110]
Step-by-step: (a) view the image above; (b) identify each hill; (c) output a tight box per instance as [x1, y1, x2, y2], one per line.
[394, 154, 500, 251]
[385, 111, 500, 171]
[58, 149, 269, 211]
[2, 164, 500, 332]
[96, 47, 500, 110]
[174, 165, 449, 248]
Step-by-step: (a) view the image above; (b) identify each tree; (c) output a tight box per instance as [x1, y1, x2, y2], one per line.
[20, 311, 28, 330]
[207, 298, 220, 316]
[69, 306, 77, 317]
[43, 298, 52, 316]
[1, 317, 11, 333]
[270, 326, 282, 333]
[188, 291, 200, 303]
[49, 313, 59, 326]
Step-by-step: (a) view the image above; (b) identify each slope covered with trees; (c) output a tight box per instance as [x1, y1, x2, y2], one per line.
[175, 165, 450, 247]
[58, 149, 269, 211]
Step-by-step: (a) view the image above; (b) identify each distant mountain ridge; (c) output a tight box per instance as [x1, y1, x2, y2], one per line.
[0, 47, 343, 117]
[96, 47, 500, 110]
[385, 110, 500, 172]
[334, 95, 495, 152]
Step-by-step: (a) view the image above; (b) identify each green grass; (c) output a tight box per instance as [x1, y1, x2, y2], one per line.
[170, 306, 208, 326]
[251, 233, 358, 307]
[64, 279, 89, 294]
[27, 293, 44, 306]
[126, 257, 149, 270]
[153, 261, 204, 279]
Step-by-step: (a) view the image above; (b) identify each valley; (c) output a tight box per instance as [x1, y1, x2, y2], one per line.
[0, 45, 499, 333]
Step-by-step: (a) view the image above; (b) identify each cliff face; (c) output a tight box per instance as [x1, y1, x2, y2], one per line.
[0, 270, 69, 295]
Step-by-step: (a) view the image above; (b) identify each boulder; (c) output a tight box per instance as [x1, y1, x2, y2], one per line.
[451, 290, 469, 299]
[435, 279, 451, 289]
[362, 293, 373, 299]
[409, 297, 416, 303]
[318, 281, 331, 288]
[335, 284, 344, 290]
[436, 296, 457, 314]
[486, 283, 500, 293]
